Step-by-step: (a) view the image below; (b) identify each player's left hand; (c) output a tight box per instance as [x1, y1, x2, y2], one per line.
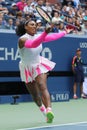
[65, 28, 73, 34]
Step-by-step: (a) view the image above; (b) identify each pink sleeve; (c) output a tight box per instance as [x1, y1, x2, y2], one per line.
[43, 31, 67, 43]
[24, 31, 47, 48]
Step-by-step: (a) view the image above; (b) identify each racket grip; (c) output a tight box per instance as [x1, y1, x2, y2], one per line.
[45, 24, 51, 33]
[46, 23, 51, 28]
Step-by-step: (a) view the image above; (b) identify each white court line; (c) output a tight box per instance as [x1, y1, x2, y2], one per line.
[76, 124, 87, 127]
[16, 121, 87, 130]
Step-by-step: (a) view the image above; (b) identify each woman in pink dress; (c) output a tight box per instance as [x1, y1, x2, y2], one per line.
[16, 19, 72, 123]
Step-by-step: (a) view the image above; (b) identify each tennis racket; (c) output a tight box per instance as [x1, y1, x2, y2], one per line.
[36, 6, 51, 23]
[36, 6, 79, 30]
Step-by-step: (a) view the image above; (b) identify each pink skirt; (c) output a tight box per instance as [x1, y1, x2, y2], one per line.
[19, 56, 56, 83]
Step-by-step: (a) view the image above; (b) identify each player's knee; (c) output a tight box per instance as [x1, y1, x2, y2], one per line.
[37, 80, 46, 87]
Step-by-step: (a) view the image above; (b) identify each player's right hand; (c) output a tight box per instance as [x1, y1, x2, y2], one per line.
[45, 24, 51, 33]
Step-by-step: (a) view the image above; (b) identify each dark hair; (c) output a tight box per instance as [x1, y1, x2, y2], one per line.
[16, 19, 34, 36]
[16, 21, 26, 36]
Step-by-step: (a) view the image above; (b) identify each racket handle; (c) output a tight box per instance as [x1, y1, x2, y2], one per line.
[46, 23, 51, 27]
[45, 24, 52, 33]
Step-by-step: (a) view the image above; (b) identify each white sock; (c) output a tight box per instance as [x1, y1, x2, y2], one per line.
[74, 94, 77, 96]
[39, 104, 46, 116]
[46, 107, 52, 113]
[81, 93, 84, 96]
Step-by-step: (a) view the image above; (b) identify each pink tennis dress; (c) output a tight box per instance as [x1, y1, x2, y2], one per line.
[19, 33, 56, 83]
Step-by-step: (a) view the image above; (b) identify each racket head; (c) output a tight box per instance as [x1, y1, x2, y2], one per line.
[36, 6, 51, 23]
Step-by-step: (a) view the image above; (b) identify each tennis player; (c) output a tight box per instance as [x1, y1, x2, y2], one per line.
[16, 19, 72, 123]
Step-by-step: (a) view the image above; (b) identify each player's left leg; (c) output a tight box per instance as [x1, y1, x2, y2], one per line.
[35, 73, 54, 123]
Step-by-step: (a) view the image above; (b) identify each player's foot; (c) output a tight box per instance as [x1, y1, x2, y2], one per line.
[46, 108, 54, 123]
[46, 111, 54, 123]
[73, 95, 78, 99]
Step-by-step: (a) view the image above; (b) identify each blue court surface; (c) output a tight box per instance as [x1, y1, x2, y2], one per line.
[17, 122, 87, 130]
